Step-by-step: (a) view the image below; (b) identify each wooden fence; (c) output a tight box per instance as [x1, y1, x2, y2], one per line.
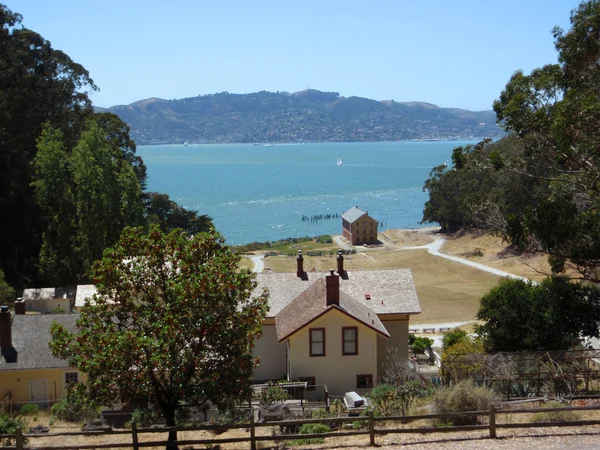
[2, 403, 600, 450]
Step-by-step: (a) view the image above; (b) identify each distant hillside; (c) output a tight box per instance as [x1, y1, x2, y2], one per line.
[99, 90, 503, 145]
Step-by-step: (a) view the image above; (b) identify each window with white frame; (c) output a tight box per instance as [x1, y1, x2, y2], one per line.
[64, 371, 78, 387]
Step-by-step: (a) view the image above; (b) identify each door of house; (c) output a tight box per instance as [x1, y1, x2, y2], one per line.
[30, 379, 47, 403]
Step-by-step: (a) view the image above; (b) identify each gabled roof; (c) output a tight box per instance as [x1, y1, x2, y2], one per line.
[22, 287, 75, 302]
[0, 314, 79, 371]
[341, 206, 367, 224]
[253, 269, 421, 317]
[274, 278, 390, 341]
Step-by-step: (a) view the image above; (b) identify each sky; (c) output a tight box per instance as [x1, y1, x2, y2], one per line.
[11, 0, 583, 111]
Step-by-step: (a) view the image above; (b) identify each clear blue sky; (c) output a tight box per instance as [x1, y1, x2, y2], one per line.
[12, 0, 582, 111]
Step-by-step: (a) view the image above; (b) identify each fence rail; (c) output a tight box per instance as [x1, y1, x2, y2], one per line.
[2, 402, 600, 450]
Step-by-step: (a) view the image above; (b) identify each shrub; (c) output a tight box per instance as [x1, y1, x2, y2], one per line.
[369, 382, 425, 416]
[19, 403, 39, 416]
[442, 329, 469, 349]
[127, 408, 160, 428]
[287, 423, 329, 446]
[51, 384, 99, 423]
[0, 412, 27, 447]
[431, 380, 498, 425]
[259, 384, 288, 406]
[530, 402, 581, 423]
[411, 336, 433, 354]
[317, 235, 333, 244]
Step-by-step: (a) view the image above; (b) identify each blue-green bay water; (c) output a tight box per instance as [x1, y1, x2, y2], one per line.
[137, 141, 475, 245]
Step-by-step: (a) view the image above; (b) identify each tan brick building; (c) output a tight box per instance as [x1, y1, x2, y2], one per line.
[341, 206, 378, 245]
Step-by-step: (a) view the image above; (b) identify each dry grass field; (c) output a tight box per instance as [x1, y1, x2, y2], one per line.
[242, 228, 554, 327]
[21, 408, 600, 450]
[440, 230, 551, 282]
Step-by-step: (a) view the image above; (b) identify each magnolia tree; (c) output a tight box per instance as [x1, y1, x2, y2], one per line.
[50, 226, 269, 449]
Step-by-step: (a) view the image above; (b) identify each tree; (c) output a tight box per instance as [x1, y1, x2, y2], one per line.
[492, 1, 600, 283]
[475, 277, 600, 352]
[50, 226, 268, 449]
[33, 120, 145, 285]
[0, 269, 15, 306]
[146, 192, 213, 236]
[0, 4, 96, 286]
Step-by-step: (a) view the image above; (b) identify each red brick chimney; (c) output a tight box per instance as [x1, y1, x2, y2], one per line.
[14, 299, 25, 315]
[0, 305, 12, 355]
[296, 250, 305, 278]
[326, 269, 340, 306]
[336, 250, 345, 276]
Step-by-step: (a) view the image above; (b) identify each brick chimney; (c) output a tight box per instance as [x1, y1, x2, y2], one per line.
[296, 250, 305, 279]
[0, 305, 11, 355]
[326, 269, 340, 306]
[336, 250, 345, 276]
[14, 299, 25, 315]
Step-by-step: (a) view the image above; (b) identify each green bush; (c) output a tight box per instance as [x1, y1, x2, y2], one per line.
[431, 380, 498, 426]
[51, 384, 99, 423]
[369, 382, 425, 416]
[317, 235, 333, 244]
[442, 329, 469, 349]
[126, 408, 159, 428]
[259, 384, 288, 406]
[411, 336, 434, 354]
[0, 412, 27, 447]
[19, 403, 39, 416]
[530, 402, 581, 423]
[287, 423, 329, 446]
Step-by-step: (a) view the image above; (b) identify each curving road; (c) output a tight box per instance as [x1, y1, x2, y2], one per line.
[249, 253, 265, 273]
[402, 237, 530, 282]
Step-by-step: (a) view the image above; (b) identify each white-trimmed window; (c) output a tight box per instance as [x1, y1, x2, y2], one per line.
[309, 328, 325, 356]
[342, 327, 358, 355]
[64, 371, 78, 387]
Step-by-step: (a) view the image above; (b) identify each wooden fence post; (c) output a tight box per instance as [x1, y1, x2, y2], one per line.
[489, 404, 496, 439]
[131, 422, 139, 450]
[15, 426, 23, 450]
[250, 412, 256, 450]
[368, 410, 375, 446]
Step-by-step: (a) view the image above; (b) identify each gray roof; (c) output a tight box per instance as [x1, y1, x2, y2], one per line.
[0, 314, 79, 371]
[22, 287, 75, 302]
[341, 206, 367, 224]
[75, 284, 97, 308]
[254, 268, 421, 318]
[275, 278, 389, 341]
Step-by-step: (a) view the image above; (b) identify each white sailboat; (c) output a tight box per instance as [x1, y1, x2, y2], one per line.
[337, 157, 343, 166]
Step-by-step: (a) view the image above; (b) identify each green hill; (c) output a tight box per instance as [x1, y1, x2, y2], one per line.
[100, 90, 503, 145]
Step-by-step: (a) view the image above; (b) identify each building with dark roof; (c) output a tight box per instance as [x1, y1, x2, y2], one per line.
[251, 251, 421, 394]
[0, 307, 81, 405]
[341, 206, 378, 245]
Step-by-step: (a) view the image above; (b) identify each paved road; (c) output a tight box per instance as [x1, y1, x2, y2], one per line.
[249, 253, 265, 273]
[403, 237, 530, 282]
[333, 235, 353, 250]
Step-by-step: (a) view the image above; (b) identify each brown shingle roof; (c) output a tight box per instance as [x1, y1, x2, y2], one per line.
[254, 268, 421, 317]
[274, 278, 390, 341]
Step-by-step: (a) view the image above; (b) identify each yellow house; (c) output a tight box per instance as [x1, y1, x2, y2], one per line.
[0, 306, 81, 406]
[21, 287, 75, 313]
[252, 251, 421, 395]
